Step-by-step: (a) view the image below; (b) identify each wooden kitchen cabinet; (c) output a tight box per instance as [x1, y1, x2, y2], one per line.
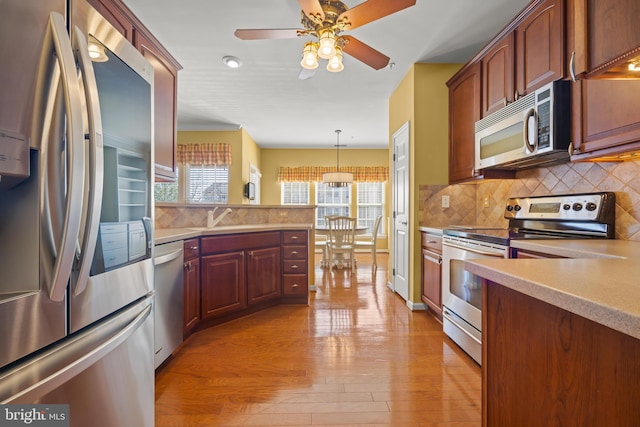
[282, 231, 309, 304]
[481, 33, 514, 117]
[200, 232, 281, 321]
[483, 281, 640, 426]
[572, 0, 640, 78]
[448, 62, 482, 183]
[515, 0, 565, 96]
[247, 247, 281, 306]
[420, 232, 442, 321]
[87, 0, 181, 181]
[134, 31, 180, 181]
[481, 0, 564, 117]
[182, 238, 200, 338]
[569, 78, 640, 161]
[201, 251, 247, 319]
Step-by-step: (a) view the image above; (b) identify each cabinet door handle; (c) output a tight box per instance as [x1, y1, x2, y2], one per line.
[291, 236, 299, 240]
[569, 51, 577, 82]
[514, 90, 520, 101]
[247, 251, 253, 258]
[291, 265, 299, 269]
[190, 246, 198, 250]
[291, 283, 299, 288]
[290, 251, 299, 255]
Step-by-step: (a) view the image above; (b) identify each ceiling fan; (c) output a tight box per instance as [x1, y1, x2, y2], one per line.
[234, 0, 416, 78]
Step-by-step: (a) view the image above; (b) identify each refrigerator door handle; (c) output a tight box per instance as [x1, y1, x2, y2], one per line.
[46, 12, 86, 302]
[0, 300, 152, 404]
[71, 28, 104, 297]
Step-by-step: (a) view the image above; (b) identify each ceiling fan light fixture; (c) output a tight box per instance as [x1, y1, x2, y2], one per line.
[327, 47, 344, 73]
[317, 28, 337, 59]
[323, 130, 353, 187]
[300, 42, 319, 69]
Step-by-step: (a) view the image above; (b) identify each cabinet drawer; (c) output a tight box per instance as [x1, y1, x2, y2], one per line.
[283, 245, 306, 259]
[283, 260, 307, 274]
[282, 231, 308, 245]
[183, 238, 200, 260]
[283, 275, 307, 296]
[421, 233, 442, 252]
[201, 232, 280, 254]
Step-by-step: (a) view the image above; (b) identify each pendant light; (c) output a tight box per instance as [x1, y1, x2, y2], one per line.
[323, 130, 353, 188]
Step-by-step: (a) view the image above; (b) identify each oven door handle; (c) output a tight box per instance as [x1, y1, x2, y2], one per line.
[444, 242, 505, 257]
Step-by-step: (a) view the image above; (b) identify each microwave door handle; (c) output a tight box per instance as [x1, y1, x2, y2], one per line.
[46, 13, 86, 303]
[71, 28, 104, 297]
[523, 108, 538, 153]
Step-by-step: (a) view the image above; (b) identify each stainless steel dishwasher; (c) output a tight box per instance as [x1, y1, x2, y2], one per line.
[153, 240, 184, 368]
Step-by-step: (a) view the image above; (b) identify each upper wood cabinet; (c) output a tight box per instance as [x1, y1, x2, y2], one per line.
[570, 78, 640, 160]
[448, 62, 482, 183]
[515, 0, 565, 95]
[87, 0, 181, 181]
[481, 0, 564, 117]
[572, 0, 640, 78]
[134, 32, 180, 181]
[482, 33, 514, 117]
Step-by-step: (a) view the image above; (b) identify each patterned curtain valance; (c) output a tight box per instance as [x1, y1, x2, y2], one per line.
[277, 166, 389, 183]
[176, 143, 232, 166]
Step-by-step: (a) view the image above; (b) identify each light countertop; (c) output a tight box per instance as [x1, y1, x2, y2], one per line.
[154, 223, 313, 245]
[465, 239, 640, 340]
[418, 226, 444, 235]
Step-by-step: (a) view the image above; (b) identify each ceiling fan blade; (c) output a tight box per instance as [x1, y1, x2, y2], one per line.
[234, 28, 302, 40]
[297, 0, 325, 22]
[338, 0, 416, 30]
[298, 67, 317, 80]
[341, 35, 390, 70]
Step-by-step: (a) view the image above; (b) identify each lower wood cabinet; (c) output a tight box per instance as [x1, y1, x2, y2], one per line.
[184, 229, 307, 331]
[182, 238, 200, 338]
[201, 251, 247, 319]
[483, 281, 640, 426]
[420, 232, 443, 320]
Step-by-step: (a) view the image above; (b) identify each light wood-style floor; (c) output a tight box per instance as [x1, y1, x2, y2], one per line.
[155, 254, 481, 426]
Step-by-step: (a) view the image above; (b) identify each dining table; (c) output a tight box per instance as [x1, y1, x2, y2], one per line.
[314, 225, 368, 268]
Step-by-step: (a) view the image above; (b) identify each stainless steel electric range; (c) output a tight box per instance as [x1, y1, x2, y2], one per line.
[441, 192, 616, 364]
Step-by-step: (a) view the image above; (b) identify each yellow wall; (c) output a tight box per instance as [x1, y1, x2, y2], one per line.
[388, 63, 461, 305]
[178, 129, 261, 204]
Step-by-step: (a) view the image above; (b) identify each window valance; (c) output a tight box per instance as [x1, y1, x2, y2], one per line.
[277, 166, 389, 183]
[176, 143, 232, 166]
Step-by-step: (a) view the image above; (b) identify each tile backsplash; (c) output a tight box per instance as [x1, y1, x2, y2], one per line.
[420, 159, 640, 240]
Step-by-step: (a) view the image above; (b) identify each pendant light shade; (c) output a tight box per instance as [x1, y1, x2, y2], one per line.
[323, 130, 353, 187]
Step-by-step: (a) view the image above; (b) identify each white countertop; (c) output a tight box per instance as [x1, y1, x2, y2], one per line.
[465, 239, 640, 340]
[418, 226, 444, 235]
[154, 223, 313, 245]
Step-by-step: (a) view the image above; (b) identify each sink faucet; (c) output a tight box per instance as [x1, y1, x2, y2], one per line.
[207, 207, 233, 228]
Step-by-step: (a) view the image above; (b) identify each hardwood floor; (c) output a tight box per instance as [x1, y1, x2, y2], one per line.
[155, 254, 481, 426]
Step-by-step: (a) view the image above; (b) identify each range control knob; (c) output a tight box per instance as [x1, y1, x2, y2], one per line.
[572, 202, 583, 211]
[514, 205, 522, 212]
[563, 203, 571, 211]
[506, 205, 514, 212]
[586, 202, 598, 211]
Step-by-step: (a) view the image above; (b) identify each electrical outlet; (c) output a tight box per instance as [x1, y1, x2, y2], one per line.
[441, 195, 450, 209]
[279, 211, 289, 218]
[483, 196, 491, 208]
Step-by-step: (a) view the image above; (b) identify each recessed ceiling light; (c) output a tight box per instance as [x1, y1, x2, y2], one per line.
[222, 56, 242, 69]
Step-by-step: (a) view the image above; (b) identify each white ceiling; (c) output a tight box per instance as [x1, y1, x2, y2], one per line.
[122, 0, 531, 149]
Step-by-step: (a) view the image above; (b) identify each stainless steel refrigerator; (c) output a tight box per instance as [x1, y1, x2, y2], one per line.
[0, 1, 155, 425]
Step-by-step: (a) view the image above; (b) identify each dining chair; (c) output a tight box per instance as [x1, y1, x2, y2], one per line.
[355, 215, 383, 274]
[326, 216, 356, 273]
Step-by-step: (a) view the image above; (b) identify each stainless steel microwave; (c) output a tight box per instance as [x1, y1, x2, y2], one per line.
[475, 80, 571, 170]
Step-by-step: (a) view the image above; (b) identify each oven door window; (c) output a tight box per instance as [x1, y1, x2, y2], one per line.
[449, 259, 482, 310]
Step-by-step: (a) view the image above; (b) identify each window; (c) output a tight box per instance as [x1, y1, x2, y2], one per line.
[357, 182, 385, 235]
[281, 182, 309, 205]
[153, 164, 229, 204]
[315, 182, 350, 228]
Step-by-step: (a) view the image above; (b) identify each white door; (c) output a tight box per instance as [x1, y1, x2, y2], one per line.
[392, 121, 410, 301]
